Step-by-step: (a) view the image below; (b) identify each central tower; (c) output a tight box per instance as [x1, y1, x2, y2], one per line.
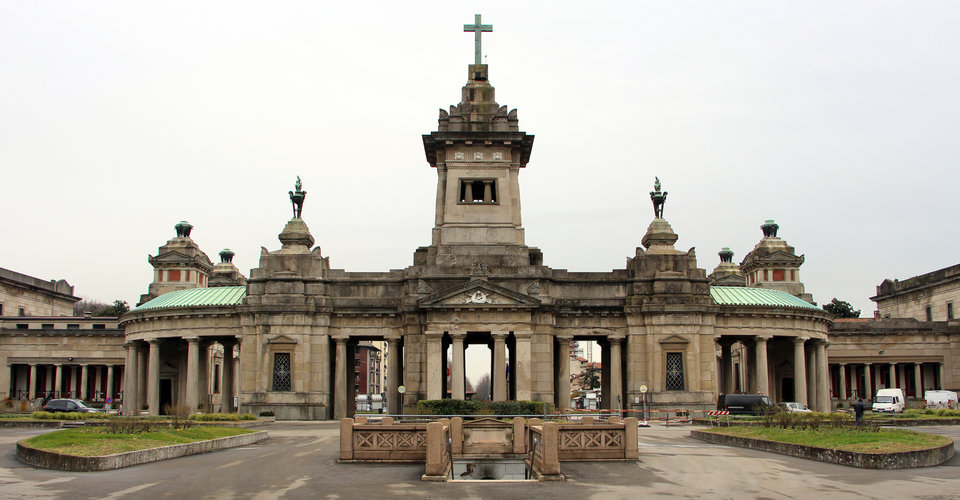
[420, 20, 535, 268]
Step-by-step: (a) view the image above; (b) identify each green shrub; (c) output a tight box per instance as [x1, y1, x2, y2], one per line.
[29, 411, 111, 420]
[416, 400, 552, 416]
[189, 412, 256, 421]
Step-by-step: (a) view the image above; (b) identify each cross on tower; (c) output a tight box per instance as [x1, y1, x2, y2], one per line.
[463, 14, 492, 65]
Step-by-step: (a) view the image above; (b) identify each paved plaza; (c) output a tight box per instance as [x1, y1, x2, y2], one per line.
[1, 422, 960, 499]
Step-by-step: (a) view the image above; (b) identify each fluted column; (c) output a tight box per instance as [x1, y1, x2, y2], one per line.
[185, 338, 200, 411]
[123, 344, 137, 415]
[915, 363, 923, 398]
[838, 363, 847, 402]
[492, 332, 507, 401]
[387, 338, 400, 414]
[28, 364, 37, 399]
[220, 338, 236, 413]
[792, 338, 807, 406]
[556, 336, 572, 409]
[54, 364, 63, 398]
[80, 364, 89, 401]
[755, 337, 769, 396]
[334, 338, 348, 419]
[147, 339, 161, 414]
[816, 341, 829, 412]
[451, 334, 466, 400]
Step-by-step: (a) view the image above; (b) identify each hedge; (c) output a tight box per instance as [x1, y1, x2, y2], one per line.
[29, 411, 112, 420]
[416, 400, 552, 416]
[188, 413, 257, 421]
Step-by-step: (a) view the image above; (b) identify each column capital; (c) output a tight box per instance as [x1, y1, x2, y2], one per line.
[148, 338, 161, 346]
[792, 337, 808, 345]
[755, 336, 770, 344]
[608, 337, 623, 345]
[839, 362, 847, 366]
[387, 337, 401, 346]
[185, 337, 201, 344]
[450, 332, 467, 341]
[492, 331, 509, 339]
[334, 337, 348, 345]
[555, 334, 574, 341]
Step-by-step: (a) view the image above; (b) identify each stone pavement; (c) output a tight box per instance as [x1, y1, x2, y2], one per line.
[1, 422, 960, 499]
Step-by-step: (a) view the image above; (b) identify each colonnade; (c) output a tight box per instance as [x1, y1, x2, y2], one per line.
[830, 361, 944, 401]
[7, 362, 122, 403]
[716, 336, 831, 412]
[122, 336, 238, 415]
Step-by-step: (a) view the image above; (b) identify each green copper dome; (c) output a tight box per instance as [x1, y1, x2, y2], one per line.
[710, 286, 818, 310]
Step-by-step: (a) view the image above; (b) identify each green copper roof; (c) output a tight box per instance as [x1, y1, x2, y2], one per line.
[135, 286, 246, 311]
[710, 286, 818, 310]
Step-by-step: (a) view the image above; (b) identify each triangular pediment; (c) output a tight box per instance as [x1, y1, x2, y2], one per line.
[419, 279, 540, 308]
[151, 251, 194, 262]
[659, 334, 690, 345]
[464, 417, 512, 428]
[267, 334, 298, 345]
[756, 251, 803, 262]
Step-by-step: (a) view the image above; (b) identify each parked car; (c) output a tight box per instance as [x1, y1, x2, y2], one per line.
[872, 388, 906, 413]
[717, 393, 775, 415]
[924, 390, 959, 409]
[43, 398, 102, 413]
[779, 402, 812, 413]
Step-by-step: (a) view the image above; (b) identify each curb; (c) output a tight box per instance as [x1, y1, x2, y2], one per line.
[17, 430, 268, 471]
[691, 430, 955, 469]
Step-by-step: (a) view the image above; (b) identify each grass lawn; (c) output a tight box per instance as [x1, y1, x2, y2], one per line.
[24, 426, 253, 456]
[704, 426, 951, 453]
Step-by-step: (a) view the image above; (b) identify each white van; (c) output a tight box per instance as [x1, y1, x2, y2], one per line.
[924, 390, 959, 409]
[873, 388, 906, 413]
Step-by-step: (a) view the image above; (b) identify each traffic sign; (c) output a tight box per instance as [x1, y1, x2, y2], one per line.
[639, 385, 648, 393]
[106, 397, 113, 404]
[397, 385, 406, 394]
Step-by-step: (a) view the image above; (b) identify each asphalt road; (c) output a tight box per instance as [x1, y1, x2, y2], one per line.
[2, 422, 960, 499]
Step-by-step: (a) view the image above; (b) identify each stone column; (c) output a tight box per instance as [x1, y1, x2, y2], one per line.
[816, 341, 829, 412]
[105, 365, 115, 406]
[28, 364, 37, 399]
[720, 341, 733, 394]
[123, 345, 137, 415]
[387, 338, 400, 414]
[556, 336, 572, 409]
[888, 362, 896, 389]
[915, 363, 923, 398]
[54, 364, 62, 397]
[136, 344, 147, 411]
[185, 338, 200, 411]
[609, 337, 623, 410]
[1, 364, 9, 400]
[492, 332, 507, 401]
[864, 363, 873, 401]
[939, 363, 945, 390]
[792, 338, 807, 406]
[220, 339, 236, 413]
[80, 365, 89, 401]
[806, 346, 817, 405]
[516, 332, 533, 401]
[147, 339, 161, 415]
[838, 363, 847, 402]
[755, 337, 769, 396]
[197, 341, 209, 410]
[451, 334, 465, 400]
[334, 338, 348, 419]
[425, 332, 443, 400]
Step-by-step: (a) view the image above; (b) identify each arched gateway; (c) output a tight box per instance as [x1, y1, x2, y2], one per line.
[121, 26, 831, 419]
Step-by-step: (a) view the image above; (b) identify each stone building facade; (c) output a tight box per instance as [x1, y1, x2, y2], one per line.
[873, 263, 959, 322]
[118, 58, 833, 419]
[0, 267, 79, 317]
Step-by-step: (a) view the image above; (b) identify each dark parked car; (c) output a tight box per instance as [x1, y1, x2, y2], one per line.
[716, 393, 775, 415]
[43, 398, 101, 413]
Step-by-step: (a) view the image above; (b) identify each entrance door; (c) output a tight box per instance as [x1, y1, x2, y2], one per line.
[781, 377, 795, 402]
[159, 379, 173, 414]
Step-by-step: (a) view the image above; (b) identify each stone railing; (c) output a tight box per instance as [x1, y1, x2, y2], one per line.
[339, 417, 429, 463]
[527, 421, 562, 480]
[421, 420, 451, 481]
[557, 416, 639, 461]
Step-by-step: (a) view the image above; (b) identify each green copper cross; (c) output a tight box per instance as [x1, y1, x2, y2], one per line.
[463, 14, 492, 65]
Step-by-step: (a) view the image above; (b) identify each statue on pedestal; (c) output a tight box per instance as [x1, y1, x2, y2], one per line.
[650, 177, 668, 219]
[289, 176, 307, 219]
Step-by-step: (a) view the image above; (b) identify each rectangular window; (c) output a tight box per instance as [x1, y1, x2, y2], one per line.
[948, 303, 954, 320]
[272, 353, 291, 391]
[41, 323, 54, 329]
[763, 270, 768, 281]
[199, 274, 205, 285]
[185, 270, 191, 282]
[790, 270, 795, 281]
[0, 303, 4, 315]
[92, 324, 106, 329]
[213, 364, 221, 393]
[18, 307, 26, 316]
[168, 270, 181, 282]
[772, 270, 785, 281]
[157, 270, 163, 282]
[665, 352, 685, 391]
[458, 178, 498, 204]
[66, 324, 80, 329]
[16, 324, 28, 330]
[926, 306, 933, 321]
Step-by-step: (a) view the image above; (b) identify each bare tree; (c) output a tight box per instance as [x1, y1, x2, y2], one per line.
[73, 298, 108, 316]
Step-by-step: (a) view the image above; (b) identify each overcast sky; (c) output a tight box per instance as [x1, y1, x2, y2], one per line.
[2, 2, 958, 322]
